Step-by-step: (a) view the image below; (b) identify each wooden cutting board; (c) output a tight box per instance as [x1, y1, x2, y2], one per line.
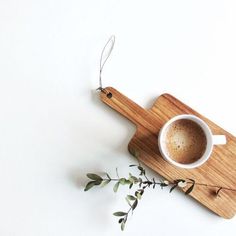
[100, 87, 236, 219]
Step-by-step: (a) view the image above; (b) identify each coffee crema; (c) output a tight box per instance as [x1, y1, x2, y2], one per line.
[163, 119, 207, 164]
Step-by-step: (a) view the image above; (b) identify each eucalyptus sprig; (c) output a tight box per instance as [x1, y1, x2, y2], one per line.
[84, 163, 236, 231]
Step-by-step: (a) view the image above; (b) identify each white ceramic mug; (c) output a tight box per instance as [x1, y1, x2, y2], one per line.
[158, 114, 227, 169]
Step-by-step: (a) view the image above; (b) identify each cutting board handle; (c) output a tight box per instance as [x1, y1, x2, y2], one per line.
[100, 87, 149, 126]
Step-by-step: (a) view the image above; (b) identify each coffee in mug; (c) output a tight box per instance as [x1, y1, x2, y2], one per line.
[158, 114, 227, 169]
[163, 119, 207, 164]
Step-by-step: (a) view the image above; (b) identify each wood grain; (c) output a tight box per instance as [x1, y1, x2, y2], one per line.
[100, 87, 236, 219]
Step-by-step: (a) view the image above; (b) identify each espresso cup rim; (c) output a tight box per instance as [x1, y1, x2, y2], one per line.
[158, 114, 213, 169]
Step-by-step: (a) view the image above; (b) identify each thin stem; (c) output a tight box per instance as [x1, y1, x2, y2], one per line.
[143, 173, 150, 182]
[103, 178, 120, 181]
[124, 195, 141, 223]
[103, 177, 236, 193]
[187, 182, 236, 192]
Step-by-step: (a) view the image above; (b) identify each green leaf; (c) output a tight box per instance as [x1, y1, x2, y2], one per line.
[119, 178, 126, 185]
[132, 199, 138, 210]
[115, 167, 119, 178]
[121, 221, 125, 231]
[125, 197, 131, 206]
[129, 164, 137, 167]
[100, 179, 110, 187]
[138, 189, 144, 195]
[123, 215, 127, 223]
[125, 179, 131, 185]
[118, 218, 123, 224]
[87, 173, 102, 181]
[113, 212, 127, 217]
[138, 178, 142, 187]
[185, 183, 195, 195]
[136, 192, 142, 200]
[138, 166, 146, 176]
[127, 195, 136, 201]
[136, 189, 144, 198]
[105, 173, 111, 180]
[160, 183, 168, 188]
[138, 166, 144, 172]
[113, 182, 120, 193]
[169, 184, 177, 193]
[129, 183, 133, 189]
[84, 181, 96, 191]
[129, 176, 138, 183]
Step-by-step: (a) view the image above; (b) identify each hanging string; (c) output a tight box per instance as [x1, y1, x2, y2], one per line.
[97, 35, 115, 92]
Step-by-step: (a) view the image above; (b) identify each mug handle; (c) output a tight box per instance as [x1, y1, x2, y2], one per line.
[213, 135, 227, 145]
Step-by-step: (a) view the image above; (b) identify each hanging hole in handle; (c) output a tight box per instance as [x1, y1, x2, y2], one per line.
[107, 92, 112, 98]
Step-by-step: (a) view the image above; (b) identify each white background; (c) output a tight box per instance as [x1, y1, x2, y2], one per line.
[0, 0, 236, 235]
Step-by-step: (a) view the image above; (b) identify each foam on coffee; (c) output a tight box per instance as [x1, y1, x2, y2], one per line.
[163, 119, 207, 164]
